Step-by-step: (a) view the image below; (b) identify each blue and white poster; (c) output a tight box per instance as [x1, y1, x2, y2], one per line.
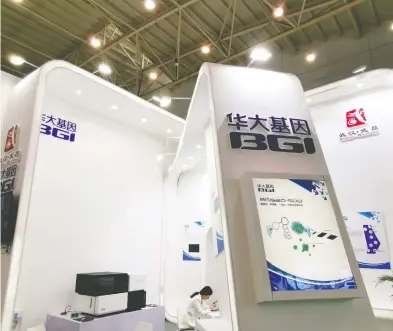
[344, 212, 391, 270]
[182, 221, 204, 262]
[253, 178, 356, 292]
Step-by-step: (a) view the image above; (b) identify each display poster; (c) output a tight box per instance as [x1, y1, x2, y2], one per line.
[344, 212, 391, 270]
[182, 221, 204, 261]
[212, 195, 224, 256]
[252, 178, 356, 292]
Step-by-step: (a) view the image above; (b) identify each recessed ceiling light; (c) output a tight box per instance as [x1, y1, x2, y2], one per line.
[273, 6, 284, 18]
[156, 155, 164, 162]
[166, 129, 172, 134]
[250, 48, 272, 62]
[390, 23, 393, 30]
[352, 65, 367, 74]
[201, 45, 210, 54]
[196, 144, 202, 149]
[145, 0, 156, 10]
[141, 118, 148, 123]
[12, 0, 23, 3]
[182, 164, 187, 168]
[306, 98, 311, 103]
[9, 55, 25, 66]
[188, 156, 194, 160]
[111, 105, 118, 110]
[149, 72, 158, 80]
[90, 37, 101, 48]
[305, 52, 316, 63]
[160, 97, 172, 108]
[75, 90, 82, 96]
[356, 83, 363, 88]
[98, 63, 112, 75]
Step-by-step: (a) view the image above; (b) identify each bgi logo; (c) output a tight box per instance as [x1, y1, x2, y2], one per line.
[41, 114, 77, 142]
[229, 132, 315, 154]
[226, 113, 315, 155]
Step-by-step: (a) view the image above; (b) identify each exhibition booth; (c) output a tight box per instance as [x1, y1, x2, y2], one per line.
[308, 69, 393, 320]
[2, 61, 392, 331]
[1, 61, 184, 330]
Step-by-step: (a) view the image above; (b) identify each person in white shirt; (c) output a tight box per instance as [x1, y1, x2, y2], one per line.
[183, 286, 216, 329]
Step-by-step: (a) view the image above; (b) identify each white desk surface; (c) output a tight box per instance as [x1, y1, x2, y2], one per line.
[195, 319, 232, 331]
[46, 306, 165, 331]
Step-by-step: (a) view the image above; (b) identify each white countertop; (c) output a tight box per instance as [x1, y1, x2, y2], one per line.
[195, 319, 232, 331]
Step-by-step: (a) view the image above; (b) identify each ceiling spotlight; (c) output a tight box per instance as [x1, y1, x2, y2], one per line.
[90, 37, 101, 48]
[9, 55, 25, 66]
[12, 0, 23, 3]
[305, 52, 316, 63]
[145, 0, 156, 10]
[273, 6, 284, 18]
[98, 63, 112, 75]
[156, 155, 164, 162]
[111, 105, 118, 110]
[160, 97, 172, 108]
[250, 48, 272, 62]
[149, 72, 158, 80]
[352, 65, 367, 75]
[75, 90, 82, 96]
[196, 144, 202, 149]
[201, 45, 210, 54]
[306, 98, 311, 103]
[166, 129, 172, 134]
[141, 118, 148, 123]
[356, 83, 363, 88]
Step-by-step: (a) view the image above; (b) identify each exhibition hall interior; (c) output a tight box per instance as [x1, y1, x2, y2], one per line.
[1, 0, 393, 331]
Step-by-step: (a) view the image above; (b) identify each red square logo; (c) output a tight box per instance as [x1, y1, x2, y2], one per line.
[346, 108, 366, 128]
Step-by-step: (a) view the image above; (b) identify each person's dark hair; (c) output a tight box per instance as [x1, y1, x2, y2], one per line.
[190, 286, 213, 298]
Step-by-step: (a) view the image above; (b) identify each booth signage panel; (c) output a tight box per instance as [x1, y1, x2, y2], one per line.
[344, 212, 391, 270]
[40, 113, 77, 142]
[252, 177, 356, 292]
[226, 113, 315, 154]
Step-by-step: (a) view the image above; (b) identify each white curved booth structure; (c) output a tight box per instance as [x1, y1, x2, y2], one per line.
[2, 61, 392, 331]
[308, 69, 393, 323]
[1, 61, 184, 330]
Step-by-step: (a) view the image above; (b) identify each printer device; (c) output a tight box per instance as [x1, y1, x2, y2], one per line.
[73, 272, 147, 316]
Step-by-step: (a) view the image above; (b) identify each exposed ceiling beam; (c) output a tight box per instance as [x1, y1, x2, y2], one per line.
[15, 3, 87, 44]
[142, 0, 366, 96]
[1, 33, 54, 60]
[78, 0, 200, 68]
[143, 0, 339, 73]
[344, 0, 361, 36]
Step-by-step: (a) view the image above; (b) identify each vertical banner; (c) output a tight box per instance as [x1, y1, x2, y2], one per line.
[344, 212, 391, 269]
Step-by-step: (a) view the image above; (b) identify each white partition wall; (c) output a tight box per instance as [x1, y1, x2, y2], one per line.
[1, 61, 184, 330]
[181, 63, 377, 331]
[309, 69, 393, 321]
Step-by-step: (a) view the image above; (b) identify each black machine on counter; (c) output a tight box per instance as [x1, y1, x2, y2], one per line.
[74, 272, 147, 316]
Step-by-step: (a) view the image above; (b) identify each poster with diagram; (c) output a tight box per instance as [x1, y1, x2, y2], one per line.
[252, 178, 356, 292]
[182, 221, 204, 261]
[344, 212, 391, 270]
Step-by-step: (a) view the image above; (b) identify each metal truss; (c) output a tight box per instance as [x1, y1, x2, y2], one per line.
[139, 0, 367, 96]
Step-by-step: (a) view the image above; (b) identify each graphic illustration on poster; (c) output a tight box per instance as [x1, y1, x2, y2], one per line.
[339, 108, 379, 142]
[344, 212, 391, 270]
[253, 178, 356, 291]
[226, 113, 316, 154]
